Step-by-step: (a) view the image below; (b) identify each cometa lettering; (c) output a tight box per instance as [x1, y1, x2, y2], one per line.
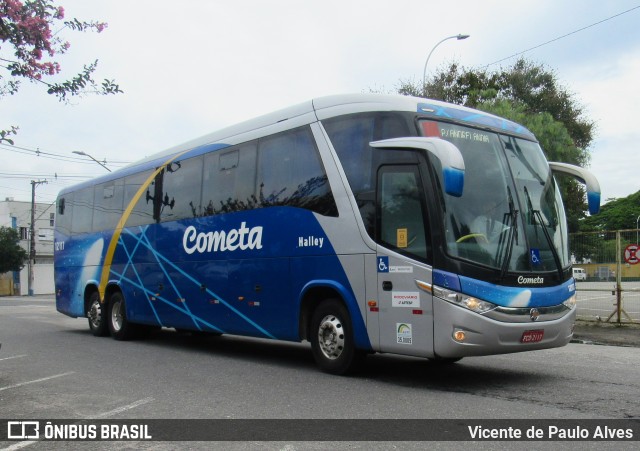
[518, 276, 544, 285]
[183, 222, 263, 254]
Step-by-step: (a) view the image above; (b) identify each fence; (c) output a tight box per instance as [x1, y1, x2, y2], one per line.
[570, 229, 640, 323]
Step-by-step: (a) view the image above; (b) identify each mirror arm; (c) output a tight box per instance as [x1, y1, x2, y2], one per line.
[548, 162, 601, 215]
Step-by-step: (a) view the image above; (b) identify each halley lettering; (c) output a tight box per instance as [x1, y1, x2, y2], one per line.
[183, 222, 263, 254]
[298, 235, 324, 248]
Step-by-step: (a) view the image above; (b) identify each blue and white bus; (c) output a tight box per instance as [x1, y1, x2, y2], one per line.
[54, 94, 600, 374]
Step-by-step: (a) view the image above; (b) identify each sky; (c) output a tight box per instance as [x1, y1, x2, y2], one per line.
[2, 0, 640, 208]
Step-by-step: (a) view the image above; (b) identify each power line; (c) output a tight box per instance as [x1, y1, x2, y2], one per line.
[483, 5, 640, 68]
[0, 172, 90, 180]
[0, 142, 133, 166]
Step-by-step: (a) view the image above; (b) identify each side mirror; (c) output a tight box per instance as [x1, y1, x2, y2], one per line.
[548, 162, 601, 215]
[370, 137, 465, 197]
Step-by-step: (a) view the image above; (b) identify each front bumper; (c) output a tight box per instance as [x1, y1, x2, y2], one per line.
[433, 296, 575, 358]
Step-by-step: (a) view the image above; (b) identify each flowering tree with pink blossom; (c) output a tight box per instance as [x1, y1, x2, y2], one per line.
[0, 0, 122, 143]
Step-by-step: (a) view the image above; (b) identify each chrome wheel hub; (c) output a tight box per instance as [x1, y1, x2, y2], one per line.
[111, 300, 123, 332]
[317, 315, 345, 360]
[89, 300, 102, 328]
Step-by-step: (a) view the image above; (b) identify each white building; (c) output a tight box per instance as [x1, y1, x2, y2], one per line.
[0, 198, 55, 295]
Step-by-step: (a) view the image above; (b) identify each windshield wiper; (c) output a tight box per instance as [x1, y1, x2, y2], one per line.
[524, 186, 563, 279]
[497, 187, 518, 280]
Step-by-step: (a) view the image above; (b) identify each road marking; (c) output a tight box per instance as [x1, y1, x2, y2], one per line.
[0, 372, 74, 392]
[91, 396, 155, 419]
[0, 355, 27, 362]
[2, 441, 36, 451]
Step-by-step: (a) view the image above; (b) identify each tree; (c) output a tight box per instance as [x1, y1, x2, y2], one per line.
[471, 98, 588, 232]
[398, 58, 595, 231]
[579, 191, 640, 232]
[0, 226, 28, 273]
[1, 0, 122, 143]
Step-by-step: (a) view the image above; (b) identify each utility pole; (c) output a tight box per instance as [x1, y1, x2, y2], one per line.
[28, 179, 48, 296]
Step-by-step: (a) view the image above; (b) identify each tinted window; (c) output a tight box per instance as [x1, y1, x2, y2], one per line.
[258, 127, 337, 216]
[158, 156, 204, 222]
[202, 142, 258, 215]
[324, 113, 413, 234]
[92, 179, 124, 231]
[201, 127, 337, 217]
[124, 170, 155, 227]
[71, 187, 94, 234]
[378, 165, 430, 262]
[55, 194, 73, 235]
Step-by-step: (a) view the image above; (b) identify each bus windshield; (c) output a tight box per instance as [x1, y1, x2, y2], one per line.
[421, 121, 569, 274]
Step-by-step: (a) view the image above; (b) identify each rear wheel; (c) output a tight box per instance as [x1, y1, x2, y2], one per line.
[87, 292, 109, 337]
[108, 291, 138, 341]
[310, 299, 362, 375]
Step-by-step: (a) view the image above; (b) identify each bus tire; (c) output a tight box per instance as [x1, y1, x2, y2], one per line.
[87, 291, 109, 337]
[107, 291, 137, 341]
[310, 299, 362, 375]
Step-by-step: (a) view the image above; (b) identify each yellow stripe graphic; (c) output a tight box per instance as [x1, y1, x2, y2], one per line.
[98, 150, 190, 301]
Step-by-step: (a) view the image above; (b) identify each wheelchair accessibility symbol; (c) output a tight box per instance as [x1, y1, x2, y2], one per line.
[530, 248, 541, 266]
[378, 256, 389, 273]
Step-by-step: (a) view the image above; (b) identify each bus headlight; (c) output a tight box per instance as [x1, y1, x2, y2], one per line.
[433, 286, 496, 314]
[563, 293, 577, 310]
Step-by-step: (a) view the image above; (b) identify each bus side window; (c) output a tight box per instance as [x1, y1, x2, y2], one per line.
[202, 142, 258, 215]
[258, 126, 337, 216]
[92, 180, 124, 232]
[71, 187, 94, 235]
[123, 170, 155, 227]
[323, 113, 412, 234]
[159, 156, 204, 221]
[56, 194, 73, 235]
[377, 165, 431, 263]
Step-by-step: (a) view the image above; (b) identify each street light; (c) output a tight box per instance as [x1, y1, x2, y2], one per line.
[422, 33, 470, 87]
[72, 150, 111, 172]
[636, 214, 639, 245]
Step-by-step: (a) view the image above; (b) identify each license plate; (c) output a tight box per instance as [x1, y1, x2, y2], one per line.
[521, 329, 544, 343]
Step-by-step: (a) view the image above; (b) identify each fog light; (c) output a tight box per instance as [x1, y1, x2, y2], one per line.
[453, 330, 466, 342]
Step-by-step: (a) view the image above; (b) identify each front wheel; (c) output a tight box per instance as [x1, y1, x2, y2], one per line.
[87, 292, 109, 337]
[108, 291, 138, 341]
[310, 299, 362, 375]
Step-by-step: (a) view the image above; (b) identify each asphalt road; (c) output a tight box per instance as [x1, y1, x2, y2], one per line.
[1, 296, 639, 450]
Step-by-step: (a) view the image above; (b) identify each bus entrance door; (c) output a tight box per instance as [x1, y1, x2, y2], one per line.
[376, 253, 434, 357]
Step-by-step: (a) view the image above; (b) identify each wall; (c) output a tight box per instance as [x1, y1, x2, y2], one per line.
[18, 264, 55, 295]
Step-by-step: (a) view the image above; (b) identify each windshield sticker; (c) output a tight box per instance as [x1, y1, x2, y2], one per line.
[530, 248, 541, 266]
[397, 228, 408, 248]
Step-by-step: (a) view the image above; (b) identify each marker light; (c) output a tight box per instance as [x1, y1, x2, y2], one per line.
[433, 285, 496, 314]
[415, 279, 433, 293]
[563, 293, 577, 310]
[453, 330, 466, 342]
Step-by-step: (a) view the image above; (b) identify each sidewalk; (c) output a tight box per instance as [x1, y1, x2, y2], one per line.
[572, 320, 640, 348]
